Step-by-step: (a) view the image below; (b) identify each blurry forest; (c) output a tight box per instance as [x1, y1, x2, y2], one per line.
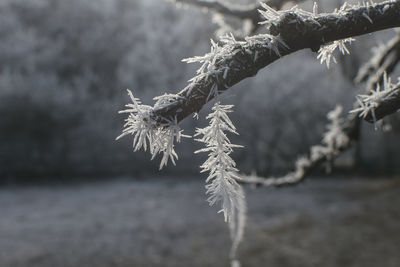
[1, 0, 399, 183]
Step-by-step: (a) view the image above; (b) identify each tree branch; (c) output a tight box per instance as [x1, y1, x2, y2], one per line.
[238, 108, 360, 187]
[239, 78, 400, 188]
[355, 32, 400, 91]
[352, 32, 400, 123]
[170, 0, 302, 22]
[152, 1, 400, 124]
[238, 30, 400, 188]
[171, 0, 260, 21]
[356, 81, 400, 123]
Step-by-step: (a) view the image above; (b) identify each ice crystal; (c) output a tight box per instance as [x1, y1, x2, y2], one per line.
[259, 2, 321, 29]
[195, 102, 246, 267]
[116, 89, 186, 169]
[317, 38, 355, 68]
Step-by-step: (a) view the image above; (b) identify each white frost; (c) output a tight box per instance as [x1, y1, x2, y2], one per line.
[116, 89, 187, 169]
[195, 102, 246, 266]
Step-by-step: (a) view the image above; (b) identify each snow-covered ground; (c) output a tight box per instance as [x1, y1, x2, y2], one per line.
[1, 176, 400, 267]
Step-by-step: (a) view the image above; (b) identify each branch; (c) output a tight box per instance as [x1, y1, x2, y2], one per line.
[355, 32, 400, 91]
[353, 79, 400, 123]
[170, 0, 302, 22]
[238, 107, 360, 187]
[238, 30, 400, 188]
[170, 0, 260, 21]
[151, 1, 400, 124]
[367, 84, 400, 121]
[352, 31, 400, 123]
[239, 78, 400, 188]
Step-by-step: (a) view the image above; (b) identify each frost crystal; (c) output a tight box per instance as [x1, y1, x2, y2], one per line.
[317, 38, 355, 68]
[259, 2, 321, 29]
[116, 89, 186, 169]
[195, 102, 246, 266]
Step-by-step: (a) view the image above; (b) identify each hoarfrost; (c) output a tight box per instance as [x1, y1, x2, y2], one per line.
[317, 38, 355, 68]
[117, 89, 187, 169]
[195, 102, 246, 267]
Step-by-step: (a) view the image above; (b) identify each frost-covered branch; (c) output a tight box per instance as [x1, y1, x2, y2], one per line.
[351, 73, 400, 124]
[240, 74, 400, 188]
[355, 32, 400, 91]
[169, 0, 305, 36]
[238, 30, 400, 188]
[352, 31, 400, 123]
[151, 1, 400, 125]
[239, 106, 359, 187]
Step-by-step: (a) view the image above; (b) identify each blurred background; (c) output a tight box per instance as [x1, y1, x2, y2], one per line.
[1, 0, 400, 266]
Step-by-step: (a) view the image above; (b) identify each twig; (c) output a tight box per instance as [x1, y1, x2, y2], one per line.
[238, 108, 359, 187]
[355, 32, 400, 91]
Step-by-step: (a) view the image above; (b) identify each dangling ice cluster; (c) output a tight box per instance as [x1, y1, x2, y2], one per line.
[317, 38, 355, 68]
[116, 90, 187, 169]
[195, 102, 246, 267]
[351, 73, 400, 127]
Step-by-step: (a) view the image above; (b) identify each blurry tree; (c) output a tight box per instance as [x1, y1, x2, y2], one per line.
[0, 0, 216, 180]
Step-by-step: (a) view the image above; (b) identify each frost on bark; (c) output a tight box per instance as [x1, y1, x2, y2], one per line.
[151, 1, 400, 125]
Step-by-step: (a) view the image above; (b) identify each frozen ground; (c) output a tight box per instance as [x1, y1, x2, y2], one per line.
[1, 176, 400, 267]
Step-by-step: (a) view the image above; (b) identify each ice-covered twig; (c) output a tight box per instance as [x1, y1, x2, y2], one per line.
[240, 76, 400, 188]
[355, 32, 400, 91]
[238, 106, 356, 187]
[238, 30, 400, 188]
[151, 1, 400, 125]
[351, 74, 400, 124]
